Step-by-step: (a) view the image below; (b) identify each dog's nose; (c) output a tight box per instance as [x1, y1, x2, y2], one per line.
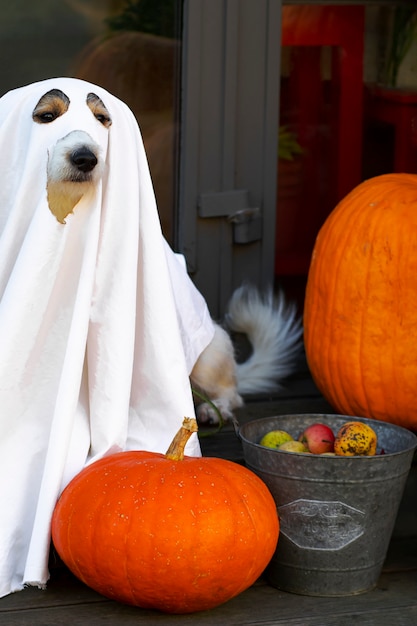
[70, 147, 98, 173]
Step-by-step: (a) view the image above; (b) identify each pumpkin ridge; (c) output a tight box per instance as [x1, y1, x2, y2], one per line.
[55, 463, 117, 587]
[226, 464, 279, 590]
[190, 458, 278, 598]
[361, 192, 396, 419]
[55, 486, 80, 579]
[350, 180, 407, 417]
[122, 460, 160, 607]
[88, 459, 140, 601]
[187, 460, 245, 599]
[306, 188, 362, 412]
[387, 195, 417, 421]
[305, 209, 342, 409]
[337, 182, 388, 416]
[330, 202, 363, 414]
[355, 192, 379, 418]
[347, 180, 412, 419]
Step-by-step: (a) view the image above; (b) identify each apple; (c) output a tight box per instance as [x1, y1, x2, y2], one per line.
[259, 430, 293, 449]
[298, 423, 335, 454]
[279, 440, 309, 453]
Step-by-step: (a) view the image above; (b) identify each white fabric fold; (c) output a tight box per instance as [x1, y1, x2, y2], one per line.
[0, 78, 214, 597]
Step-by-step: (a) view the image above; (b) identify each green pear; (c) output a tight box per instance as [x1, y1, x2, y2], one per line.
[259, 430, 293, 449]
[278, 440, 309, 453]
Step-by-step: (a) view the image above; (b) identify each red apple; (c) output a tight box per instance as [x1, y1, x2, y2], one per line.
[298, 423, 335, 454]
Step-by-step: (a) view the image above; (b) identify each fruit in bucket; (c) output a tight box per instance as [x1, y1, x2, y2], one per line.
[278, 440, 309, 453]
[259, 430, 293, 449]
[298, 423, 335, 454]
[52, 418, 279, 614]
[334, 421, 377, 456]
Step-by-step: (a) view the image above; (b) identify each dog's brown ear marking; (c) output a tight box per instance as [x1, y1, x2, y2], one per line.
[87, 93, 112, 128]
[32, 89, 70, 124]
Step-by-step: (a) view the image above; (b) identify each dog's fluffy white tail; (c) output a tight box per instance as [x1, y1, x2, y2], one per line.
[225, 286, 303, 395]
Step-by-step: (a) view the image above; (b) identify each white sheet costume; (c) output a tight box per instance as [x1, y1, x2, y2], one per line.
[0, 78, 214, 597]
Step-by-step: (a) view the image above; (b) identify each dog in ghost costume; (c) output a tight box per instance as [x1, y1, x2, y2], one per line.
[0, 77, 216, 598]
[35, 83, 302, 425]
[41, 88, 302, 423]
[0, 78, 301, 597]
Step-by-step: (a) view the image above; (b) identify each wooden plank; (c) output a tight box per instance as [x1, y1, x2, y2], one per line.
[1, 568, 416, 625]
[260, 607, 417, 626]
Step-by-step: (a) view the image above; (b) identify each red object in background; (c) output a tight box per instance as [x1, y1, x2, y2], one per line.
[275, 6, 365, 279]
[365, 84, 417, 174]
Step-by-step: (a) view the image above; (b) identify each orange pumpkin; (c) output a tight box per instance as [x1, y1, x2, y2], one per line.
[304, 173, 417, 430]
[52, 418, 279, 614]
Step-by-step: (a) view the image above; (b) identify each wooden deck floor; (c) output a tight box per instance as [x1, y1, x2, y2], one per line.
[1, 373, 416, 625]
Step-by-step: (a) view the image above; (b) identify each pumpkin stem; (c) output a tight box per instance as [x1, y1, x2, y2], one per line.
[165, 417, 198, 461]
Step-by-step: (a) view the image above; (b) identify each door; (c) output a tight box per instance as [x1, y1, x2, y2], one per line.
[179, 0, 283, 317]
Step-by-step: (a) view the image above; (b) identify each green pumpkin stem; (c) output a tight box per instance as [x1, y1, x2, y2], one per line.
[165, 417, 198, 461]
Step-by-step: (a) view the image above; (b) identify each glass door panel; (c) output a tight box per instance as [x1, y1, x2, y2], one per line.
[0, 0, 183, 244]
[275, 3, 417, 309]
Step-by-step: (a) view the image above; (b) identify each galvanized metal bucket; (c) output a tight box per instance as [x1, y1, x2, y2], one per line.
[239, 414, 417, 596]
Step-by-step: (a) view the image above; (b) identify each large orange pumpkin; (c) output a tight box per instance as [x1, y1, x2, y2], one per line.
[52, 418, 279, 614]
[304, 173, 417, 430]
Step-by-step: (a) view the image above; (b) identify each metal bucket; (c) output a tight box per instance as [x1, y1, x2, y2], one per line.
[239, 414, 417, 596]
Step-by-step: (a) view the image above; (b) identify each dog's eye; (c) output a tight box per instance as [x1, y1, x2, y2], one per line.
[87, 93, 112, 128]
[32, 90, 70, 124]
[94, 113, 111, 127]
[34, 111, 58, 123]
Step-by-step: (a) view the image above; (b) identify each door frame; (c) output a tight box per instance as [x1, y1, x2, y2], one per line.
[178, 0, 282, 317]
